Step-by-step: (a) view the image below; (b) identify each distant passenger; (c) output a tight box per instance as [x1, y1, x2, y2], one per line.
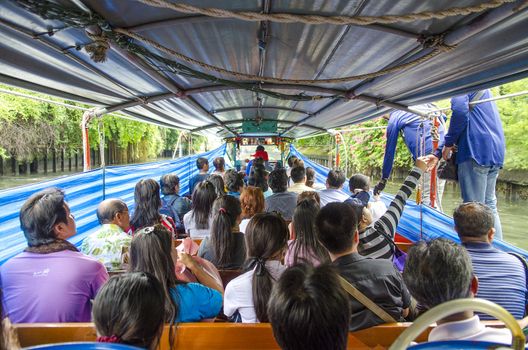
[93, 272, 165, 349]
[305, 167, 324, 191]
[198, 195, 246, 270]
[265, 169, 298, 221]
[404, 239, 512, 344]
[268, 264, 350, 350]
[316, 202, 411, 331]
[248, 166, 272, 198]
[130, 225, 222, 322]
[212, 157, 226, 177]
[347, 158, 428, 259]
[224, 213, 288, 322]
[160, 173, 191, 224]
[1, 188, 108, 323]
[348, 174, 387, 223]
[130, 179, 176, 236]
[252, 145, 269, 162]
[183, 181, 216, 238]
[208, 174, 227, 198]
[81, 198, 132, 271]
[224, 169, 245, 198]
[318, 169, 349, 207]
[189, 157, 210, 195]
[285, 198, 329, 267]
[239, 186, 265, 233]
[453, 202, 527, 320]
[288, 166, 313, 194]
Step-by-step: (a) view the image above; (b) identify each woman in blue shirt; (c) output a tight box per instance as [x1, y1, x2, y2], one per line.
[130, 225, 223, 322]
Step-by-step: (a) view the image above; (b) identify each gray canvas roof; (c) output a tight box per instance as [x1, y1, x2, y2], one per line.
[1, 0, 527, 138]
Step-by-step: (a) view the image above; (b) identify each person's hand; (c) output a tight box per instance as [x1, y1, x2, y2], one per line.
[373, 179, 387, 196]
[422, 154, 439, 172]
[415, 157, 428, 172]
[177, 251, 196, 269]
[442, 146, 454, 161]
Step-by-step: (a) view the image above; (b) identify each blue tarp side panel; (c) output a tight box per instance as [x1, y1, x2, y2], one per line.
[0, 144, 226, 265]
[290, 145, 528, 259]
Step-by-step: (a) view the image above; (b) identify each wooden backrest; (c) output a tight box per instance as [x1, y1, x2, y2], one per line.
[395, 242, 414, 253]
[14, 322, 434, 350]
[218, 269, 243, 288]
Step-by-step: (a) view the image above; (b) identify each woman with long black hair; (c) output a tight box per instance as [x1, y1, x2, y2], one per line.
[183, 181, 216, 238]
[223, 213, 288, 323]
[198, 195, 245, 269]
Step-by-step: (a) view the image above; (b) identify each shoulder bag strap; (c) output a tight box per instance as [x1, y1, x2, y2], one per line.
[338, 275, 397, 323]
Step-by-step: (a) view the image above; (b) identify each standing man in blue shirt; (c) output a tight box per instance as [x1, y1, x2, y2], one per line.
[375, 104, 445, 208]
[427, 90, 505, 239]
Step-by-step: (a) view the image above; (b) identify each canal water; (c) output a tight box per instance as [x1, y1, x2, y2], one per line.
[1, 172, 526, 250]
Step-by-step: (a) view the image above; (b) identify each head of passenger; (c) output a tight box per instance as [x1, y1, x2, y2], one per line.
[297, 191, 320, 206]
[208, 174, 226, 198]
[248, 168, 269, 193]
[96, 198, 130, 232]
[404, 239, 476, 311]
[93, 272, 165, 350]
[316, 202, 358, 258]
[305, 167, 316, 188]
[349, 174, 370, 193]
[346, 201, 373, 231]
[287, 155, 298, 168]
[196, 157, 209, 173]
[290, 166, 306, 184]
[268, 264, 350, 350]
[130, 179, 162, 231]
[212, 157, 225, 173]
[160, 173, 180, 196]
[191, 181, 216, 229]
[290, 199, 329, 265]
[240, 186, 265, 220]
[224, 169, 244, 194]
[326, 169, 346, 190]
[129, 225, 181, 322]
[19, 187, 76, 247]
[453, 202, 495, 243]
[268, 168, 288, 194]
[245, 213, 289, 322]
[210, 195, 243, 267]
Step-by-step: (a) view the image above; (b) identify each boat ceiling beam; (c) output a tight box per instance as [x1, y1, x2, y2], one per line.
[185, 84, 346, 96]
[213, 105, 310, 115]
[191, 118, 326, 133]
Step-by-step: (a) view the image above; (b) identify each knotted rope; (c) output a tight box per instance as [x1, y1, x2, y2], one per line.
[137, 0, 516, 26]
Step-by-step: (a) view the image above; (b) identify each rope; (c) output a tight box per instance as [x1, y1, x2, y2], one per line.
[137, 0, 515, 26]
[115, 27, 453, 85]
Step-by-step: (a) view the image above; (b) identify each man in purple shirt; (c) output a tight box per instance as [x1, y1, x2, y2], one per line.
[427, 90, 505, 239]
[0, 188, 108, 323]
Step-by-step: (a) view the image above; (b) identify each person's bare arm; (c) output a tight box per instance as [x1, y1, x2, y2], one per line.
[178, 252, 224, 294]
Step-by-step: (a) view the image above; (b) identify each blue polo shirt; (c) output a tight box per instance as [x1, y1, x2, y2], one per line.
[170, 283, 222, 322]
[463, 241, 527, 320]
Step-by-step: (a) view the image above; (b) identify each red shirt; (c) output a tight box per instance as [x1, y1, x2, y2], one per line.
[252, 150, 269, 161]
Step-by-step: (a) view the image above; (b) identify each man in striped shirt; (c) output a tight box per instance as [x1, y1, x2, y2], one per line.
[454, 202, 527, 320]
[348, 158, 428, 259]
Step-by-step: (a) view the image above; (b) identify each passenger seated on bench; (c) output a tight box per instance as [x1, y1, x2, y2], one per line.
[130, 179, 177, 237]
[212, 157, 226, 177]
[239, 186, 265, 233]
[183, 181, 216, 238]
[316, 202, 411, 331]
[453, 202, 527, 320]
[265, 168, 298, 221]
[224, 213, 288, 322]
[248, 166, 272, 198]
[348, 174, 387, 222]
[81, 198, 132, 271]
[285, 198, 329, 267]
[288, 166, 313, 194]
[404, 239, 512, 344]
[305, 167, 324, 191]
[318, 168, 349, 206]
[346, 158, 427, 259]
[189, 157, 210, 195]
[160, 173, 191, 223]
[224, 169, 245, 198]
[93, 272, 165, 349]
[130, 225, 222, 322]
[0, 188, 108, 323]
[268, 264, 350, 350]
[198, 195, 246, 270]
[208, 174, 226, 198]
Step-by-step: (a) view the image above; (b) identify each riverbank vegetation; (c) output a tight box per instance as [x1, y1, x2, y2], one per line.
[296, 77, 528, 178]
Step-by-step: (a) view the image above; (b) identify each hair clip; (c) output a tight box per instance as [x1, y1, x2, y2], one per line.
[219, 208, 227, 214]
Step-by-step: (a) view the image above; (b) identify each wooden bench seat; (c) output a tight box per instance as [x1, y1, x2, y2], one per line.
[14, 322, 431, 349]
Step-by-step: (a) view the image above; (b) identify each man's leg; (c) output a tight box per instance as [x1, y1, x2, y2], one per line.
[457, 159, 487, 203]
[485, 166, 502, 240]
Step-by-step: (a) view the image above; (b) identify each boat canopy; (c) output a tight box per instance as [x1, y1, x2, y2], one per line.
[1, 0, 527, 138]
